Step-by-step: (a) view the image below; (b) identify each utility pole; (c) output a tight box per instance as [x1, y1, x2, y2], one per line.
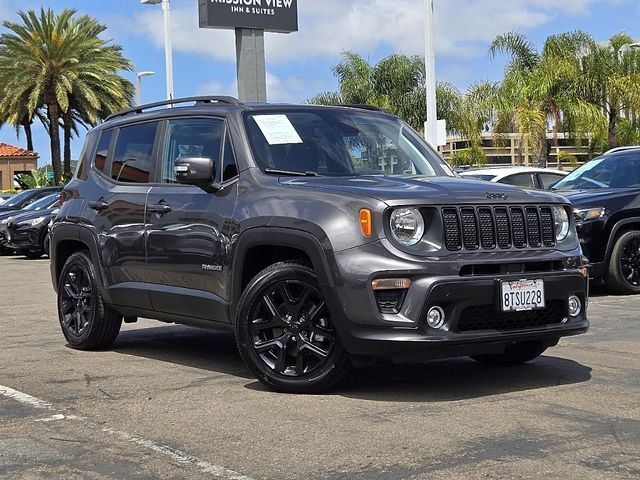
[424, 0, 438, 147]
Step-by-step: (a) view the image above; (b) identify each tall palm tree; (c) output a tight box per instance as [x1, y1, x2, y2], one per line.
[308, 51, 463, 134]
[577, 32, 640, 149]
[489, 31, 605, 165]
[0, 8, 134, 184]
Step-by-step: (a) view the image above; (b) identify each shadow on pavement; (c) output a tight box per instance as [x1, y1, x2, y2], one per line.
[335, 355, 592, 402]
[110, 324, 254, 379]
[110, 325, 592, 401]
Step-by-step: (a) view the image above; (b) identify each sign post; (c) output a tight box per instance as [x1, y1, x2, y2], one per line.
[198, 0, 299, 103]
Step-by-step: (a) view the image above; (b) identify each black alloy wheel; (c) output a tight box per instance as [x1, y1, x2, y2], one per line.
[236, 261, 351, 393]
[57, 251, 122, 349]
[60, 263, 94, 337]
[605, 230, 640, 295]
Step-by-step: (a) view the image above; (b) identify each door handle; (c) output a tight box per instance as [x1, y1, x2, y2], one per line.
[147, 203, 172, 215]
[88, 200, 108, 212]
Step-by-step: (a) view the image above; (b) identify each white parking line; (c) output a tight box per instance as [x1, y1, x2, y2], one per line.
[0, 383, 254, 480]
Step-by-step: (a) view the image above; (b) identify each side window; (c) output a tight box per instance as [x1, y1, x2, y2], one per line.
[500, 173, 535, 188]
[94, 130, 113, 174]
[111, 122, 158, 183]
[539, 173, 564, 189]
[222, 131, 239, 181]
[161, 118, 225, 183]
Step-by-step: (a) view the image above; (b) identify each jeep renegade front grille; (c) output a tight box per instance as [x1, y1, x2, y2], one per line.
[442, 206, 556, 251]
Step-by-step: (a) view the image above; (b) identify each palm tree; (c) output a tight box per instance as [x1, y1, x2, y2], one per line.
[577, 32, 640, 149]
[308, 51, 463, 134]
[0, 8, 134, 184]
[489, 31, 605, 166]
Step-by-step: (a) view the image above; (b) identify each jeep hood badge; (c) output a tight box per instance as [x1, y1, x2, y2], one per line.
[485, 192, 508, 200]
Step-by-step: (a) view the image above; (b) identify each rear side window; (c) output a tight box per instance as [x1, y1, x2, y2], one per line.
[500, 173, 535, 188]
[111, 122, 159, 183]
[94, 130, 113, 174]
[539, 173, 564, 189]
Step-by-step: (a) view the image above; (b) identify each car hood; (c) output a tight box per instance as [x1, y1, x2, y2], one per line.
[556, 188, 639, 208]
[0, 205, 19, 214]
[6, 208, 56, 225]
[279, 175, 566, 206]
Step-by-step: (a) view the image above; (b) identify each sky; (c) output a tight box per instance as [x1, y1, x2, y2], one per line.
[0, 0, 639, 166]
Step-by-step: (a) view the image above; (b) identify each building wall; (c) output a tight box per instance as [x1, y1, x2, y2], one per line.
[1, 158, 38, 190]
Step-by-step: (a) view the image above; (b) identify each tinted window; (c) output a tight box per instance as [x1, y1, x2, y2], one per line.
[554, 155, 640, 191]
[111, 122, 158, 183]
[245, 109, 451, 177]
[23, 193, 59, 211]
[539, 172, 565, 189]
[3, 189, 38, 207]
[95, 130, 113, 174]
[161, 118, 224, 183]
[500, 173, 535, 188]
[222, 131, 238, 181]
[462, 174, 496, 181]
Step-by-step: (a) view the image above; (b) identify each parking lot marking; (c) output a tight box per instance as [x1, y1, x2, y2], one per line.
[0, 383, 254, 480]
[0, 384, 54, 410]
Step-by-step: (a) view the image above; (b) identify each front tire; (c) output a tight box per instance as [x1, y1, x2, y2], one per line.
[605, 230, 640, 295]
[236, 261, 351, 393]
[470, 341, 547, 366]
[57, 251, 122, 349]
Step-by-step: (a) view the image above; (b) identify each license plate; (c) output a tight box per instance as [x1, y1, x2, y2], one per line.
[500, 279, 545, 312]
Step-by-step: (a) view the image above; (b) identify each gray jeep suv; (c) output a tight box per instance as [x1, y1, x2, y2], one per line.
[50, 97, 589, 393]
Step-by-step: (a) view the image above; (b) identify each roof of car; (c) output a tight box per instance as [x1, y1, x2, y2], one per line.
[460, 166, 568, 180]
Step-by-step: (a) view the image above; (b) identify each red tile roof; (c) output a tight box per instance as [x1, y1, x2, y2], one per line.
[0, 143, 38, 158]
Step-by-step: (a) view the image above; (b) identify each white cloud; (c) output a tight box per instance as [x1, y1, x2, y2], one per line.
[130, 0, 619, 64]
[194, 72, 309, 103]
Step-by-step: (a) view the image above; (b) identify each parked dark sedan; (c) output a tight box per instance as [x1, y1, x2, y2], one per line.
[4, 206, 58, 258]
[0, 186, 61, 214]
[0, 193, 60, 255]
[552, 148, 640, 294]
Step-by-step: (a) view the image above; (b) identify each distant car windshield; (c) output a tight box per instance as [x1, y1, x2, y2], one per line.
[2, 189, 37, 207]
[462, 174, 496, 181]
[244, 109, 453, 177]
[553, 155, 640, 191]
[23, 193, 58, 211]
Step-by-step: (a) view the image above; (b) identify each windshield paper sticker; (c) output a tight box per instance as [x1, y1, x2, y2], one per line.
[254, 115, 303, 145]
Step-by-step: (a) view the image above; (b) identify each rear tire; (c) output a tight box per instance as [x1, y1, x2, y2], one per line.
[470, 341, 547, 366]
[604, 230, 640, 295]
[57, 251, 122, 350]
[235, 261, 352, 393]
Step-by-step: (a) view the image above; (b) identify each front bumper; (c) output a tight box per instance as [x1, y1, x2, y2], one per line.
[5, 224, 43, 251]
[329, 241, 589, 359]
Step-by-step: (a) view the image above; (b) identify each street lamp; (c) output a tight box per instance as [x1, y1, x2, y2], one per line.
[140, 0, 174, 102]
[423, 0, 437, 148]
[136, 71, 156, 105]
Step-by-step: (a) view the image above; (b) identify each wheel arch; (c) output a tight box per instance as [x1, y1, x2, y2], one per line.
[50, 224, 107, 298]
[230, 227, 338, 322]
[604, 216, 640, 265]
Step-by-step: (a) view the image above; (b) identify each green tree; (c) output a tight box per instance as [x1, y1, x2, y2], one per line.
[0, 8, 134, 184]
[18, 167, 52, 189]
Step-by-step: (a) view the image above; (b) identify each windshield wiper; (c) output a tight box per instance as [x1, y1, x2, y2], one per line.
[264, 168, 319, 177]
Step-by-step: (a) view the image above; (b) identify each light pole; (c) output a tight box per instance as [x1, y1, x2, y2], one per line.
[424, 0, 438, 148]
[140, 0, 174, 102]
[136, 71, 156, 105]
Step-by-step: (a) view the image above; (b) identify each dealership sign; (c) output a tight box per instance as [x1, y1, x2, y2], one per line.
[198, 0, 298, 33]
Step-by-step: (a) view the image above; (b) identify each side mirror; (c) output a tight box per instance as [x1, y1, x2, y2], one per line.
[174, 157, 222, 192]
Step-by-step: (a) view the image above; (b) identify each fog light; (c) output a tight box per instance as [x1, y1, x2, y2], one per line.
[568, 296, 581, 317]
[426, 306, 445, 329]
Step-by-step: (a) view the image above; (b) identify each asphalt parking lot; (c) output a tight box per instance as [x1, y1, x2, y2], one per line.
[1, 255, 639, 480]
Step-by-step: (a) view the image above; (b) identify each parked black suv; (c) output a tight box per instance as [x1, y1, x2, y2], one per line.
[552, 148, 640, 294]
[50, 97, 589, 393]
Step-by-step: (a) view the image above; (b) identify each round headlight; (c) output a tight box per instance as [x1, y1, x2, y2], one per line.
[552, 206, 569, 241]
[390, 208, 425, 246]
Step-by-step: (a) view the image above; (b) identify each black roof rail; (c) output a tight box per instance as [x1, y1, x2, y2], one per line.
[338, 104, 385, 112]
[105, 96, 244, 121]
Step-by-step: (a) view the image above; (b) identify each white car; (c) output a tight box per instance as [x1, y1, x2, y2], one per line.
[459, 166, 568, 190]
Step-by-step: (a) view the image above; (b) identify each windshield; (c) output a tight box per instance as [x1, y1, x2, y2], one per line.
[462, 174, 496, 181]
[23, 193, 59, 211]
[3, 189, 38, 207]
[553, 155, 640, 191]
[244, 109, 453, 177]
